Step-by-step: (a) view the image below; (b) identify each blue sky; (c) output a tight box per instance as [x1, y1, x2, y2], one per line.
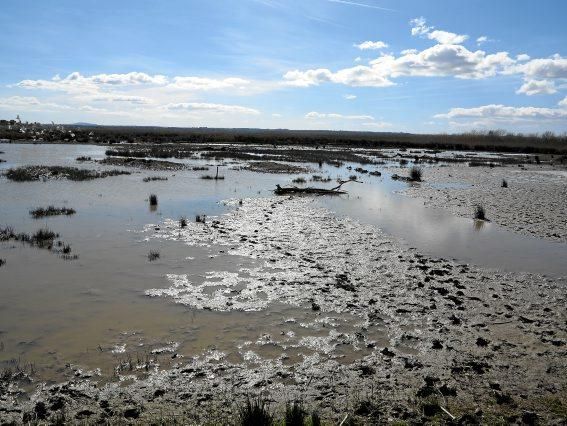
[1, 0, 566, 132]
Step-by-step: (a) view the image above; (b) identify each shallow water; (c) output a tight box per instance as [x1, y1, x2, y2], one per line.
[1, 142, 565, 384]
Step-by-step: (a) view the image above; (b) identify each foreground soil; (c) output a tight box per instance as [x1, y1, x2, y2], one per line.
[1, 196, 565, 424]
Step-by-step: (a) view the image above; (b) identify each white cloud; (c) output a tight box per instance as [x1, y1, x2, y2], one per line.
[435, 104, 567, 121]
[284, 42, 516, 88]
[283, 66, 393, 88]
[516, 79, 557, 96]
[0, 96, 69, 111]
[164, 102, 260, 115]
[168, 76, 250, 91]
[559, 96, 567, 107]
[427, 30, 468, 45]
[516, 54, 530, 62]
[510, 55, 567, 79]
[16, 72, 168, 94]
[344, 94, 357, 100]
[410, 17, 432, 36]
[305, 111, 374, 120]
[477, 36, 488, 45]
[410, 17, 467, 44]
[354, 40, 388, 50]
[87, 94, 150, 104]
[354, 56, 362, 62]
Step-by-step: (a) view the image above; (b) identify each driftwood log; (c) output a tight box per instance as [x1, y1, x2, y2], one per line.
[274, 179, 359, 196]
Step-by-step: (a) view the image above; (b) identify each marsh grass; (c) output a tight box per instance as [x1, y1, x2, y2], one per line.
[238, 397, 272, 426]
[201, 166, 224, 180]
[0, 259, 5, 267]
[292, 177, 306, 184]
[6, 166, 130, 181]
[32, 227, 58, 243]
[409, 166, 423, 182]
[285, 401, 306, 426]
[30, 206, 76, 219]
[143, 176, 168, 182]
[474, 205, 487, 221]
[196, 214, 206, 223]
[349, 174, 358, 181]
[179, 216, 188, 228]
[76, 156, 92, 161]
[501, 179, 508, 188]
[148, 250, 160, 261]
[311, 175, 331, 182]
[149, 194, 158, 206]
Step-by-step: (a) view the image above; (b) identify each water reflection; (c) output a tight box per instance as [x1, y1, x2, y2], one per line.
[473, 219, 486, 232]
[320, 173, 567, 276]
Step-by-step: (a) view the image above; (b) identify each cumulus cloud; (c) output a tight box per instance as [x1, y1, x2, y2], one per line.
[516, 79, 557, 96]
[427, 30, 468, 45]
[16, 72, 168, 93]
[354, 41, 388, 50]
[284, 44, 515, 88]
[410, 17, 432, 36]
[477, 36, 488, 45]
[283, 67, 393, 88]
[435, 104, 567, 121]
[164, 102, 260, 115]
[559, 96, 567, 107]
[516, 54, 530, 62]
[410, 17, 468, 44]
[305, 111, 374, 120]
[510, 55, 567, 80]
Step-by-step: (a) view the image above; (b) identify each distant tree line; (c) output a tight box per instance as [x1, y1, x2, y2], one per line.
[1, 118, 567, 154]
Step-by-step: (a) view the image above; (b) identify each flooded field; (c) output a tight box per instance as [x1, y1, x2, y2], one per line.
[1, 142, 566, 423]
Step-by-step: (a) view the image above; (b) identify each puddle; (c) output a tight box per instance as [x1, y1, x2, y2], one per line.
[319, 170, 567, 276]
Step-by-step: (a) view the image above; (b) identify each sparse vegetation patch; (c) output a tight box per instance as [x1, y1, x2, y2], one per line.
[147, 250, 160, 261]
[143, 176, 168, 182]
[474, 205, 487, 221]
[30, 206, 76, 219]
[5, 166, 130, 181]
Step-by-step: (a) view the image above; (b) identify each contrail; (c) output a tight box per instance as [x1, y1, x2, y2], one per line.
[327, 0, 396, 12]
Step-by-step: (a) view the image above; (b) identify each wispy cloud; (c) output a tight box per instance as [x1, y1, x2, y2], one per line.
[327, 0, 396, 12]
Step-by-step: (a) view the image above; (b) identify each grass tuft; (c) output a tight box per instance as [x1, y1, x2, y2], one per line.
[501, 179, 508, 188]
[238, 397, 272, 426]
[6, 165, 130, 182]
[285, 401, 306, 426]
[143, 176, 168, 182]
[32, 227, 58, 242]
[474, 205, 486, 220]
[409, 166, 423, 182]
[179, 216, 188, 228]
[149, 194, 158, 206]
[196, 214, 206, 223]
[148, 250, 160, 261]
[30, 206, 76, 219]
[292, 177, 306, 184]
[0, 259, 5, 267]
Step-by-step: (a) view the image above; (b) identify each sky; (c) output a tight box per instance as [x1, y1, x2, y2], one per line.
[1, 0, 567, 133]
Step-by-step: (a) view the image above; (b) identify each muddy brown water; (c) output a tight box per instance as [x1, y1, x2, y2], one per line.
[0, 143, 565, 385]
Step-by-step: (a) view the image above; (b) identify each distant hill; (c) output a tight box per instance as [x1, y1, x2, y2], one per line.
[70, 122, 98, 127]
